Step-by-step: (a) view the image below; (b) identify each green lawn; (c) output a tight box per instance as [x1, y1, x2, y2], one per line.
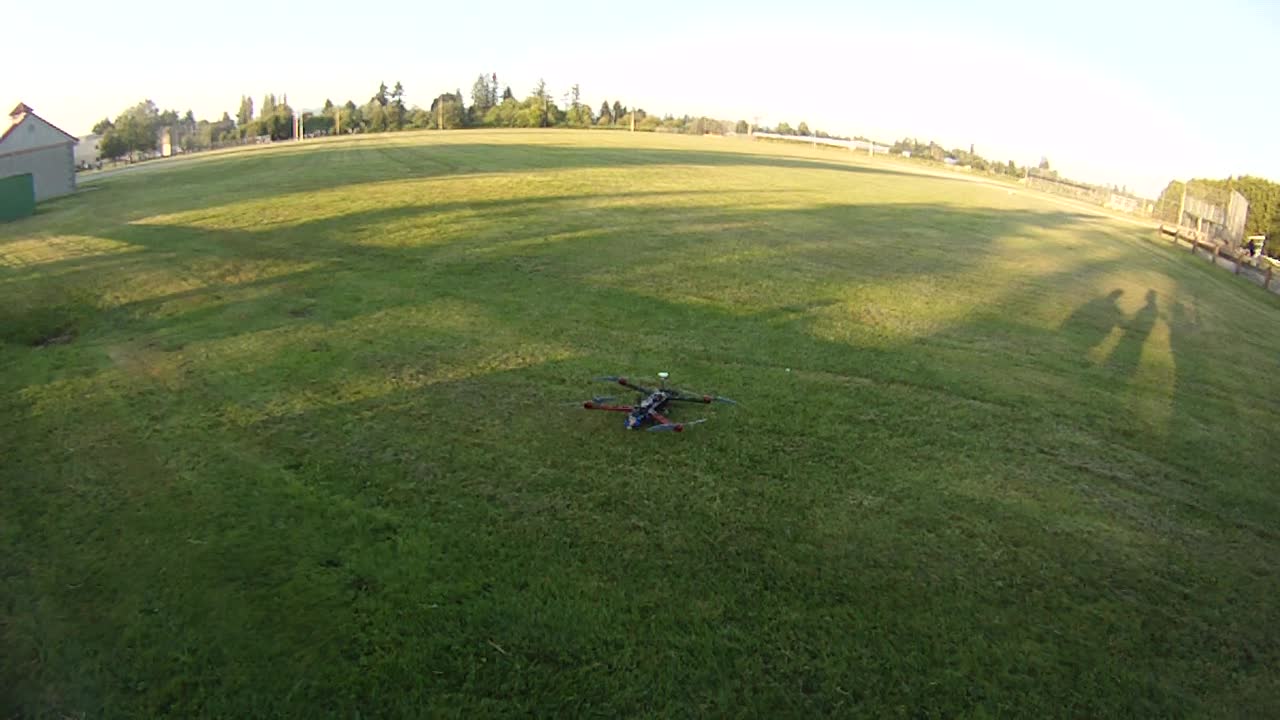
[3, 129, 1278, 717]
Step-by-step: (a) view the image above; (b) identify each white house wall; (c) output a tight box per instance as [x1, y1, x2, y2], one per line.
[74, 135, 102, 165]
[0, 115, 74, 153]
[0, 113, 78, 201]
[0, 144, 76, 201]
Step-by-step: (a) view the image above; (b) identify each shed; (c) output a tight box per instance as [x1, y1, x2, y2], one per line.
[0, 103, 78, 202]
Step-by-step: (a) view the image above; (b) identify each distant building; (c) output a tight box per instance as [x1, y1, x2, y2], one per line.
[1105, 193, 1141, 214]
[75, 133, 101, 167]
[0, 103, 78, 201]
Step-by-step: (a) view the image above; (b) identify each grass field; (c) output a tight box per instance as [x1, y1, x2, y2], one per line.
[3, 129, 1279, 717]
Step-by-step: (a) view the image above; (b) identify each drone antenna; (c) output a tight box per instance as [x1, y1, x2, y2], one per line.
[658, 371, 669, 388]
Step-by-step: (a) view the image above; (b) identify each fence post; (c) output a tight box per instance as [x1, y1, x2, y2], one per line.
[1266, 266, 1274, 290]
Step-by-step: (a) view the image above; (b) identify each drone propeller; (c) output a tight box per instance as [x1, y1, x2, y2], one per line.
[670, 390, 738, 405]
[648, 418, 707, 433]
[594, 376, 640, 385]
[593, 375, 653, 394]
[563, 395, 617, 406]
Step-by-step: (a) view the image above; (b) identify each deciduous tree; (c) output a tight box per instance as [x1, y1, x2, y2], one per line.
[98, 131, 128, 160]
[367, 104, 388, 132]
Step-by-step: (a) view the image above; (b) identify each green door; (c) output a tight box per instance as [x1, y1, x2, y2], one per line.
[0, 173, 36, 222]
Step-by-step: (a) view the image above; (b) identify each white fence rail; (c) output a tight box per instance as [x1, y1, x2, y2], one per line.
[752, 132, 891, 154]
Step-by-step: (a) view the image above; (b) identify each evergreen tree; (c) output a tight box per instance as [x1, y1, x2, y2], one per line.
[237, 96, 254, 126]
[471, 74, 493, 116]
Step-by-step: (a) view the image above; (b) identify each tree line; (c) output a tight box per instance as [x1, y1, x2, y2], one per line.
[89, 74, 817, 162]
[887, 138, 1031, 180]
[92, 101, 236, 161]
[87, 74, 1015, 180]
[92, 92, 305, 160]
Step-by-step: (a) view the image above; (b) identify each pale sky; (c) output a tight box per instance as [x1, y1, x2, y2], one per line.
[7, 0, 1277, 197]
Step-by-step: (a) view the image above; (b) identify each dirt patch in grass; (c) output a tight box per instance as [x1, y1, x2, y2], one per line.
[33, 327, 78, 347]
[0, 297, 95, 348]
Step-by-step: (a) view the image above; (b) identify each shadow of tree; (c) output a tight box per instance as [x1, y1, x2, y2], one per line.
[1, 197, 1093, 358]
[62, 140, 940, 225]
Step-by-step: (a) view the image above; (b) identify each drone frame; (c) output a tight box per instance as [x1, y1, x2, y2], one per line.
[582, 375, 735, 432]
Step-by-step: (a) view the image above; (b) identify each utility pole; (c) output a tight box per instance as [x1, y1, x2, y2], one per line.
[630, 106, 635, 132]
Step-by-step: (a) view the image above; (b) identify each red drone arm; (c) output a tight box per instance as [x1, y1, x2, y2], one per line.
[649, 410, 683, 431]
[668, 394, 714, 404]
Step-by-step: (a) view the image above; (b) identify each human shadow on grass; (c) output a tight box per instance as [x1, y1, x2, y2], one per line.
[1026, 281, 1280, 534]
[1105, 289, 1159, 374]
[1057, 288, 1160, 377]
[1058, 288, 1126, 359]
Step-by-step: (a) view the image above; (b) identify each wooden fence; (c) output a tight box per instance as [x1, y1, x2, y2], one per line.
[1159, 224, 1278, 293]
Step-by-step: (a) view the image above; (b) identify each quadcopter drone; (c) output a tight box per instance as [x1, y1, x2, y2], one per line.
[581, 373, 736, 432]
